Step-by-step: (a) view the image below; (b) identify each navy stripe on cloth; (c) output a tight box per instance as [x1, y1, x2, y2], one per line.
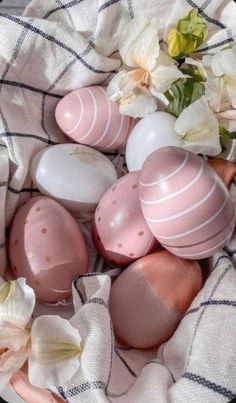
[43, 0, 85, 19]
[0, 79, 62, 98]
[87, 297, 108, 307]
[98, 0, 121, 13]
[186, 299, 236, 316]
[0, 13, 117, 74]
[58, 381, 106, 398]
[1, 132, 58, 145]
[186, 0, 226, 28]
[115, 349, 137, 377]
[0, 242, 6, 249]
[195, 37, 234, 53]
[0, 181, 7, 187]
[8, 186, 39, 194]
[183, 373, 236, 400]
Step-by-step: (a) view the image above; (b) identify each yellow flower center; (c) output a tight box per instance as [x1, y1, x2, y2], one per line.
[183, 125, 211, 141]
[0, 281, 15, 304]
[130, 69, 150, 88]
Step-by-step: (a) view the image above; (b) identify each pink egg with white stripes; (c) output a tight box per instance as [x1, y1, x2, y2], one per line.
[139, 147, 235, 260]
[93, 171, 157, 266]
[55, 86, 134, 152]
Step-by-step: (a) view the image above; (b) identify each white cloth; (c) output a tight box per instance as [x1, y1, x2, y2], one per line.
[0, 0, 236, 402]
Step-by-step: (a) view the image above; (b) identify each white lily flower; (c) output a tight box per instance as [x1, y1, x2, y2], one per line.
[217, 109, 236, 132]
[211, 45, 236, 108]
[29, 315, 82, 388]
[175, 96, 221, 156]
[107, 17, 184, 118]
[0, 278, 35, 392]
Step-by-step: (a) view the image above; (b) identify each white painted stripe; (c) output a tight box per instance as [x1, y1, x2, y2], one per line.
[155, 190, 230, 240]
[169, 230, 233, 258]
[103, 113, 125, 150]
[141, 158, 205, 205]
[92, 87, 111, 146]
[66, 91, 84, 135]
[75, 88, 98, 141]
[139, 151, 189, 187]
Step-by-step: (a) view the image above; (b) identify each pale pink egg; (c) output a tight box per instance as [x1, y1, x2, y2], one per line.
[93, 171, 157, 266]
[110, 251, 203, 348]
[9, 196, 88, 303]
[55, 86, 135, 152]
[139, 147, 235, 259]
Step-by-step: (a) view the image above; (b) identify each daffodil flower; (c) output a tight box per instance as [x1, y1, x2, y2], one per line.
[0, 278, 35, 393]
[211, 45, 236, 108]
[107, 17, 184, 118]
[175, 96, 221, 156]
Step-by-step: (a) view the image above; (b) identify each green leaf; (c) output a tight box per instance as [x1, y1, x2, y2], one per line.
[180, 67, 207, 82]
[219, 125, 236, 139]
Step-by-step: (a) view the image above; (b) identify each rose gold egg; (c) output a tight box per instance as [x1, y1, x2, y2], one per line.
[55, 86, 135, 152]
[139, 147, 235, 259]
[110, 251, 203, 348]
[93, 171, 157, 266]
[9, 196, 88, 303]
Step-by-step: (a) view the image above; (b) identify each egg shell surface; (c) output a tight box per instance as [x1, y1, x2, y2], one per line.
[126, 112, 182, 172]
[55, 86, 134, 152]
[9, 196, 88, 303]
[110, 251, 203, 348]
[93, 171, 157, 266]
[30, 144, 118, 213]
[139, 147, 235, 259]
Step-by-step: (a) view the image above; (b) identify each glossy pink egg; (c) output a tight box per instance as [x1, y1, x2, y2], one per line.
[9, 196, 88, 303]
[93, 171, 157, 266]
[110, 251, 203, 348]
[139, 147, 235, 259]
[55, 86, 134, 152]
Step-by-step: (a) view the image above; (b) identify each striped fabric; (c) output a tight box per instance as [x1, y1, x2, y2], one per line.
[0, 0, 236, 402]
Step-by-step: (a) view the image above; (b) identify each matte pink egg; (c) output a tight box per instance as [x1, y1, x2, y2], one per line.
[55, 86, 135, 152]
[139, 147, 235, 259]
[110, 251, 203, 348]
[9, 196, 88, 303]
[93, 171, 157, 266]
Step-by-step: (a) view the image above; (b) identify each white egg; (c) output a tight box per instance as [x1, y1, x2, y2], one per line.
[30, 144, 118, 213]
[125, 112, 183, 171]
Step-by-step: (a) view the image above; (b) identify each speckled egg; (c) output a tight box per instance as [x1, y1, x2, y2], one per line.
[9, 196, 88, 303]
[30, 144, 118, 213]
[55, 86, 135, 152]
[139, 147, 235, 259]
[93, 171, 157, 266]
[126, 112, 182, 171]
[110, 251, 203, 348]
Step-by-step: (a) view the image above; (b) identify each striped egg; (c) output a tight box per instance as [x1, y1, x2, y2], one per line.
[55, 86, 134, 152]
[139, 147, 235, 260]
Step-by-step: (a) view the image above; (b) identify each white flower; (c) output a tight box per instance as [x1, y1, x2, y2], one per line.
[175, 96, 221, 156]
[210, 45, 236, 109]
[216, 109, 236, 132]
[0, 278, 35, 393]
[29, 316, 82, 388]
[107, 17, 184, 118]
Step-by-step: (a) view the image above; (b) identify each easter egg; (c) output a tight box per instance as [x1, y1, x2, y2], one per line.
[139, 147, 235, 259]
[30, 144, 118, 213]
[126, 112, 182, 171]
[110, 251, 203, 348]
[207, 159, 236, 189]
[92, 171, 157, 266]
[9, 196, 88, 303]
[55, 86, 135, 152]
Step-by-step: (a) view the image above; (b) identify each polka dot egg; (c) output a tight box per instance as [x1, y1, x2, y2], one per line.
[9, 196, 88, 303]
[93, 171, 157, 266]
[55, 86, 135, 152]
[139, 146, 235, 259]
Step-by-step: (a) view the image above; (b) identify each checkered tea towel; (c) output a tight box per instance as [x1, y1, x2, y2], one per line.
[0, 0, 236, 402]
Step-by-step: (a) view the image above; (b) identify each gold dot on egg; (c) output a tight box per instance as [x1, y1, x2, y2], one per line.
[45, 256, 51, 263]
[97, 206, 100, 212]
[41, 228, 47, 234]
[118, 243, 123, 248]
[35, 281, 40, 286]
[139, 231, 144, 237]
[132, 184, 138, 189]
[129, 253, 134, 257]
[14, 266, 17, 273]
[98, 217, 101, 222]
[14, 239, 18, 246]
[36, 207, 41, 212]
[112, 200, 117, 205]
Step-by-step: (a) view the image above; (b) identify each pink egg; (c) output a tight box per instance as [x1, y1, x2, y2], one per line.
[55, 86, 135, 152]
[139, 147, 235, 259]
[9, 196, 88, 303]
[110, 251, 203, 348]
[93, 171, 157, 266]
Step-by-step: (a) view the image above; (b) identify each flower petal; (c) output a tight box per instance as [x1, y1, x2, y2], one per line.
[151, 64, 184, 92]
[211, 46, 236, 77]
[225, 81, 236, 109]
[120, 92, 157, 118]
[0, 323, 30, 353]
[29, 316, 82, 388]
[0, 278, 35, 328]
[119, 17, 160, 70]
[175, 96, 221, 156]
[0, 347, 29, 393]
[217, 110, 236, 132]
[107, 71, 129, 102]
